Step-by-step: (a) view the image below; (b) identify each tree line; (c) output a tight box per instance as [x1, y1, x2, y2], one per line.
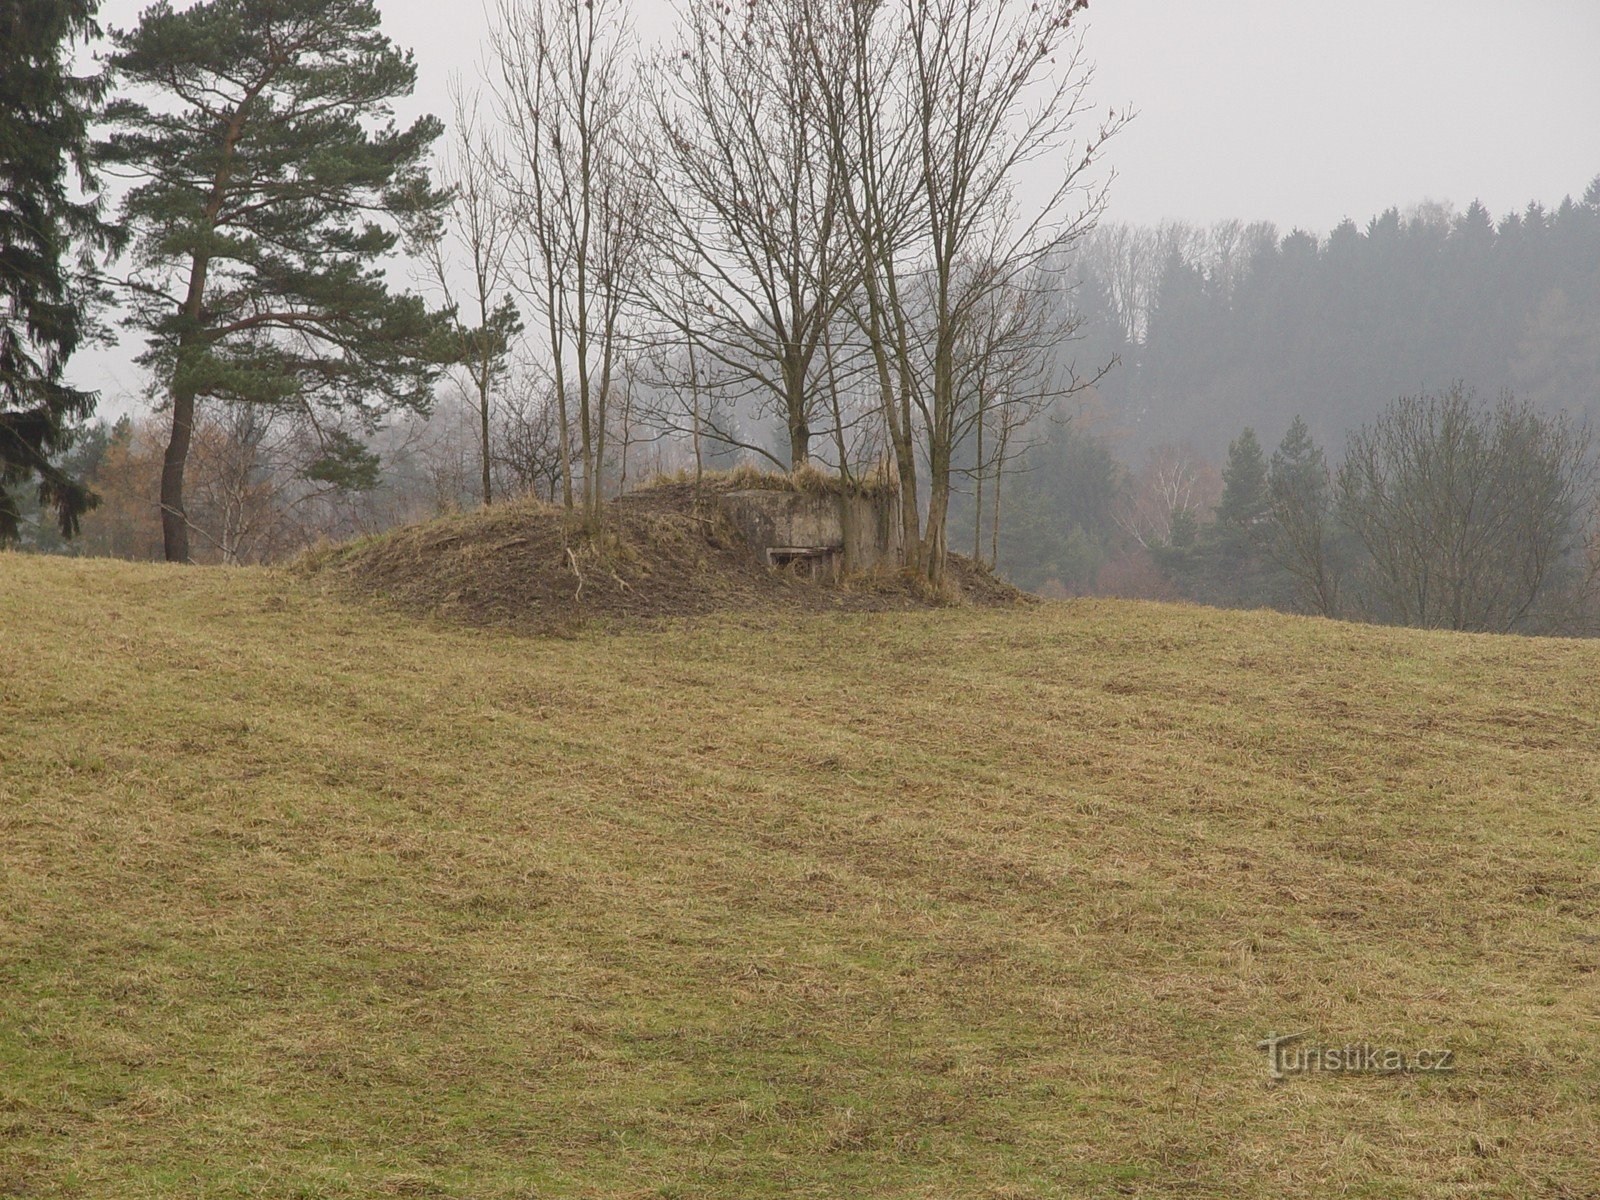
[1069, 190, 1600, 459]
[1158, 392, 1598, 634]
[983, 384, 1600, 635]
[976, 187, 1600, 634]
[3, 0, 1124, 588]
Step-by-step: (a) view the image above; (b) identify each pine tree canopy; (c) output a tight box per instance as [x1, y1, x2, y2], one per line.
[102, 0, 452, 561]
[102, 0, 452, 418]
[0, 0, 119, 542]
[1269, 416, 1329, 506]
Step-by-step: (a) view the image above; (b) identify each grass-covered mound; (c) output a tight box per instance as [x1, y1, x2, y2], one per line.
[2, 553, 1598, 1197]
[295, 469, 1018, 633]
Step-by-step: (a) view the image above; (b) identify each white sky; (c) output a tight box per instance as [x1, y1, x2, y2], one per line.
[84, 0, 1600, 411]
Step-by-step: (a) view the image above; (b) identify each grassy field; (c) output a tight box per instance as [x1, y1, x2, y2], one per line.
[2, 553, 1598, 1198]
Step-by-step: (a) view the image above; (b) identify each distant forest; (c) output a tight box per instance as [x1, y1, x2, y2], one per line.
[1072, 180, 1600, 457]
[987, 180, 1600, 620]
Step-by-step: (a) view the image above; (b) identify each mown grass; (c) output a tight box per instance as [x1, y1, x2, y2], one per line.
[2, 553, 1598, 1198]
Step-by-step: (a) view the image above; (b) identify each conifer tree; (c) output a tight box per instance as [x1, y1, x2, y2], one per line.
[0, 0, 119, 542]
[1161, 428, 1272, 604]
[1208, 427, 1275, 603]
[1215, 427, 1271, 533]
[1267, 415, 1339, 615]
[102, 0, 450, 562]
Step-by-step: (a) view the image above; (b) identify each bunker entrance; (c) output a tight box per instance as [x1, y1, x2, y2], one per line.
[717, 487, 904, 581]
[768, 545, 842, 580]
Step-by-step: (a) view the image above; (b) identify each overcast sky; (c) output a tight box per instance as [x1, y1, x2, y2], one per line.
[85, 0, 1600, 409]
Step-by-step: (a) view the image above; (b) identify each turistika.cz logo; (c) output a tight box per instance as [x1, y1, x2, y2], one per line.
[1258, 1032, 1456, 1079]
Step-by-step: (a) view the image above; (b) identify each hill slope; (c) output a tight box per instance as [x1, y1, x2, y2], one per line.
[2, 554, 1598, 1198]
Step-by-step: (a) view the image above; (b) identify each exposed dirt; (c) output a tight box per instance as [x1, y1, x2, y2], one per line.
[295, 476, 1028, 634]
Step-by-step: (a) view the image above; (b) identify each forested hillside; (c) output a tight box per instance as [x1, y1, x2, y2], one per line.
[986, 183, 1600, 615]
[1071, 181, 1600, 458]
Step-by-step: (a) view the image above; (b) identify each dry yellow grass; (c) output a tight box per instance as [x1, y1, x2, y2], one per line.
[2, 552, 1598, 1198]
[288, 475, 1012, 634]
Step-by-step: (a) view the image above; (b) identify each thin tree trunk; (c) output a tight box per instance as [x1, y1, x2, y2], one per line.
[688, 338, 703, 485]
[543, 277, 574, 511]
[593, 377, 608, 504]
[162, 252, 212, 563]
[919, 331, 957, 583]
[477, 275, 495, 505]
[893, 408, 920, 573]
[479, 365, 493, 506]
[574, 80, 597, 528]
[922, 447, 952, 586]
[618, 380, 632, 494]
[576, 373, 594, 522]
[860, 263, 921, 571]
[973, 406, 985, 562]
[990, 418, 1008, 569]
[593, 289, 621, 505]
[785, 357, 810, 467]
[823, 326, 849, 481]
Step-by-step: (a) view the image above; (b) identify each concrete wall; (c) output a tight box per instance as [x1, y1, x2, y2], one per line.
[717, 489, 903, 578]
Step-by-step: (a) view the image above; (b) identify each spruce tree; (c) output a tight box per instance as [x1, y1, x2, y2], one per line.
[1268, 417, 1329, 513]
[1267, 416, 1340, 615]
[102, 0, 450, 562]
[1174, 428, 1271, 606]
[0, 0, 119, 542]
[1215, 427, 1270, 533]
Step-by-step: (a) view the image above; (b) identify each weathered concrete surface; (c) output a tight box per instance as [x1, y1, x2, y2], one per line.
[717, 489, 904, 578]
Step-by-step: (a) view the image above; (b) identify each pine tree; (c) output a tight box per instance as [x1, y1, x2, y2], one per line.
[1168, 428, 1272, 606]
[0, 0, 119, 542]
[1267, 416, 1339, 615]
[1215, 427, 1270, 532]
[1268, 417, 1327, 507]
[102, 0, 451, 562]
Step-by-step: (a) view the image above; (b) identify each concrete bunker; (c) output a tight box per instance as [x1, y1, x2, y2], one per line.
[717, 487, 903, 581]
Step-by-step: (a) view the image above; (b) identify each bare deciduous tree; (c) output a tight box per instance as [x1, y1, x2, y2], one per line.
[645, 0, 851, 470]
[808, 0, 1124, 583]
[415, 81, 522, 507]
[1336, 386, 1595, 632]
[491, 0, 641, 527]
[494, 378, 569, 503]
[960, 269, 1061, 567]
[1118, 440, 1220, 551]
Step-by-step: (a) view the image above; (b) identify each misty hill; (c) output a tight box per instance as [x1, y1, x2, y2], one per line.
[4, 554, 1598, 1197]
[1073, 180, 1600, 458]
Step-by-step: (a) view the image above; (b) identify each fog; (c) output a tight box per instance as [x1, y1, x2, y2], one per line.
[1088, 0, 1600, 229]
[79, 0, 1600, 410]
[90, 0, 1600, 228]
